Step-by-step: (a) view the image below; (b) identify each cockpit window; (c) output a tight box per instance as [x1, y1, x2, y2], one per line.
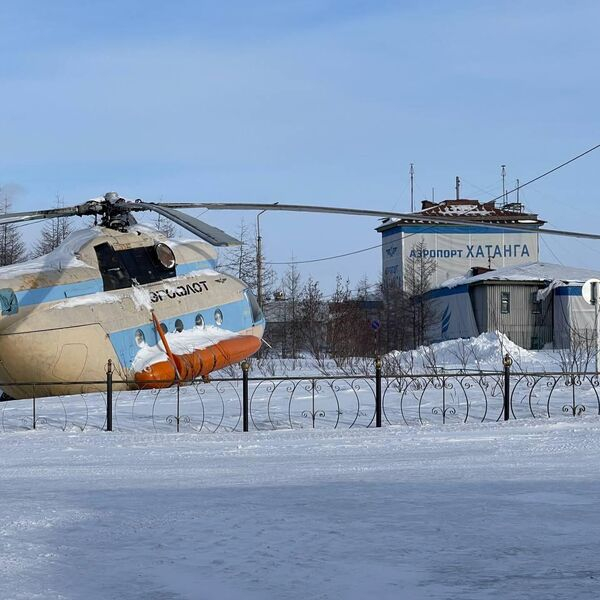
[94, 242, 177, 291]
[0, 288, 18, 315]
[117, 246, 176, 285]
[94, 243, 132, 291]
[245, 289, 263, 324]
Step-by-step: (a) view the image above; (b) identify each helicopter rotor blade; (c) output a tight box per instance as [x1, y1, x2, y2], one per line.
[133, 202, 241, 246]
[0, 204, 93, 226]
[150, 202, 600, 241]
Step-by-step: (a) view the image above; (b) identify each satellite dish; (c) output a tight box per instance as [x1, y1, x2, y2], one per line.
[582, 278, 600, 305]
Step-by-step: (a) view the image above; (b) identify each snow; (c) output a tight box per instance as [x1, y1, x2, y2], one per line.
[0, 228, 101, 276]
[52, 291, 121, 309]
[1, 421, 600, 599]
[131, 284, 153, 311]
[3, 330, 600, 598]
[441, 261, 600, 289]
[386, 331, 546, 372]
[180, 268, 221, 278]
[132, 325, 240, 371]
[422, 204, 490, 215]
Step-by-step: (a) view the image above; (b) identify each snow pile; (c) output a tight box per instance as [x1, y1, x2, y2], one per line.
[387, 331, 546, 372]
[132, 325, 240, 371]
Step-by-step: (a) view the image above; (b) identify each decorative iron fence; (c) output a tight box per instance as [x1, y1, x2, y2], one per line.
[1, 359, 600, 433]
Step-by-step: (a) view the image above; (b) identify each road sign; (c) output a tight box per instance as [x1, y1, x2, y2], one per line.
[370, 319, 381, 331]
[582, 278, 600, 304]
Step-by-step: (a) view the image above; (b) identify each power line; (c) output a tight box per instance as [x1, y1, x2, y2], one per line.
[489, 142, 600, 204]
[266, 227, 424, 265]
[540, 235, 563, 265]
[266, 242, 381, 265]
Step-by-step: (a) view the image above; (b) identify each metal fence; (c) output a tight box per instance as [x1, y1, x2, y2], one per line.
[1, 358, 600, 433]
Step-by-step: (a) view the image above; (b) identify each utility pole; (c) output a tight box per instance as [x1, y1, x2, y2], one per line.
[455, 176, 460, 201]
[409, 163, 414, 212]
[594, 281, 599, 375]
[256, 209, 266, 307]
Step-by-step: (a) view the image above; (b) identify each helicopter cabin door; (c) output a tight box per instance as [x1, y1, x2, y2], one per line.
[52, 343, 89, 381]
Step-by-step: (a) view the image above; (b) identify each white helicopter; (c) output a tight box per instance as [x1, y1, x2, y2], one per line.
[1, 190, 599, 400]
[0, 193, 265, 399]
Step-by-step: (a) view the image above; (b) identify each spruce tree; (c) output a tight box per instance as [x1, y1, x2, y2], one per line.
[0, 192, 27, 266]
[218, 219, 275, 297]
[32, 196, 73, 258]
[152, 212, 176, 238]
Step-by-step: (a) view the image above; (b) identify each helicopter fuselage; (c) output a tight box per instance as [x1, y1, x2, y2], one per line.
[0, 226, 264, 399]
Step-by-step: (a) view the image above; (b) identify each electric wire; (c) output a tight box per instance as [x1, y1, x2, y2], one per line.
[487, 142, 600, 204]
[540, 235, 564, 265]
[266, 226, 427, 265]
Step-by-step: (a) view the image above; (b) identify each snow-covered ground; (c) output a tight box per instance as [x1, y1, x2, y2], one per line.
[2, 421, 600, 599]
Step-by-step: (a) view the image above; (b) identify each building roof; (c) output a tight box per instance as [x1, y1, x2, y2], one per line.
[376, 198, 544, 232]
[440, 262, 600, 289]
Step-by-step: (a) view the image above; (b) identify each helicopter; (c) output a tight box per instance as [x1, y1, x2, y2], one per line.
[0, 193, 265, 399]
[2, 190, 600, 400]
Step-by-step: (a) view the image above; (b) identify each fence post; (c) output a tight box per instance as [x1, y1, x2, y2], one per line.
[375, 356, 382, 428]
[503, 353, 512, 421]
[106, 359, 113, 432]
[32, 385, 36, 431]
[241, 361, 249, 432]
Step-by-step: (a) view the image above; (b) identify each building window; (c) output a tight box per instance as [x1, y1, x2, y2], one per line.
[531, 291, 541, 314]
[500, 292, 510, 314]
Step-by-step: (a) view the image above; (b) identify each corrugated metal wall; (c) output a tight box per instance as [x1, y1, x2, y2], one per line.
[469, 286, 488, 333]
[471, 282, 553, 349]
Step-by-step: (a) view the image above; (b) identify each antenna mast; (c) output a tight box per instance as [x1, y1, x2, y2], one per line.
[256, 210, 266, 308]
[455, 176, 460, 200]
[501, 164, 507, 205]
[409, 163, 414, 212]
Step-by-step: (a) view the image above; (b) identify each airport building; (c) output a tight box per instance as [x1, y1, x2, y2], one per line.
[377, 198, 545, 289]
[378, 198, 600, 350]
[425, 262, 600, 350]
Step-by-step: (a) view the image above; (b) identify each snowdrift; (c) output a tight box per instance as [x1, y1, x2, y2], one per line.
[386, 331, 549, 372]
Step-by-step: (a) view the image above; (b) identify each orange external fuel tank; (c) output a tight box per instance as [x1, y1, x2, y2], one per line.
[134, 335, 262, 388]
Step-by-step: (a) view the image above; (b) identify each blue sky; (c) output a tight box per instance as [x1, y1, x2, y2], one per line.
[1, 0, 600, 291]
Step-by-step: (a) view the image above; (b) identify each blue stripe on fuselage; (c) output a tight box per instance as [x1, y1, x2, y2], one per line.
[16, 278, 104, 307]
[175, 259, 216, 276]
[107, 297, 265, 370]
[12, 259, 215, 308]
